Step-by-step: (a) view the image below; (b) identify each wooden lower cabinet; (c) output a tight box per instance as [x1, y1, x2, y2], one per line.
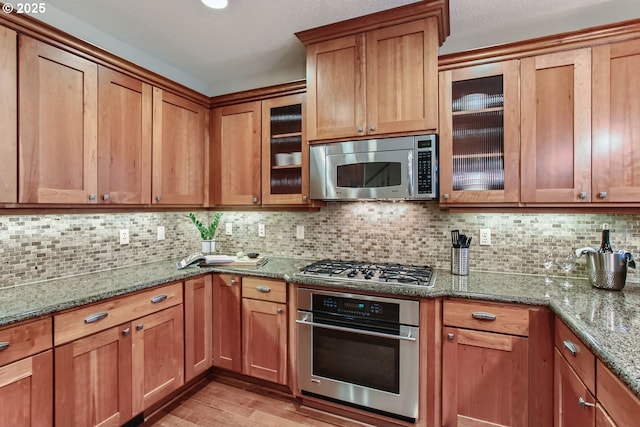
[55, 325, 132, 427]
[554, 349, 596, 427]
[184, 275, 213, 382]
[212, 274, 242, 372]
[595, 404, 616, 427]
[0, 350, 53, 427]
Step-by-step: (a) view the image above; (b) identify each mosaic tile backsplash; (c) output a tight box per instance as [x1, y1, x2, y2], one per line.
[1, 202, 639, 288]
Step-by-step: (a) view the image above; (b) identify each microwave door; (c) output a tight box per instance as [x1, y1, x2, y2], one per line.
[326, 151, 412, 199]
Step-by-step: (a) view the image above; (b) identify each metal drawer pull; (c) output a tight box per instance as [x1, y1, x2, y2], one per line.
[295, 319, 417, 342]
[472, 312, 497, 321]
[277, 308, 283, 314]
[0, 342, 10, 351]
[563, 340, 578, 356]
[150, 295, 167, 304]
[122, 328, 131, 336]
[256, 286, 271, 293]
[578, 397, 595, 409]
[447, 333, 455, 340]
[84, 312, 108, 324]
[136, 324, 144, 331]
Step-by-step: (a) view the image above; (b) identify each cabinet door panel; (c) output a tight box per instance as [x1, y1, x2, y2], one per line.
[98, 66, 151, 204]
[152, 88, 206, 205]
[0, 25, 17, 203]
[242, 298, 287, 384]
[212, 101, 261, 205]
[593, 39, 640, 203]
[554, 349, 595, 427]
[55, 326, 132, 427]
[185, 275, 212, 382]
[442, 327, 528, 427]
[212, 275, 242, 372]
[0, 350, 52, 427]
[366, 18, 438, 135]
[521, 49, 591, 203]
[19, 35, 98, 204]
[131, 304, 184, 413]
[306, 34, 366, 141]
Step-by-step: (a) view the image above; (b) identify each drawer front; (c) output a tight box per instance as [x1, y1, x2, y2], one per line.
[443, 300, 529, 336]
[0, 317, 52, 366]
[242, 277, 286, 303]
[596, 360, 640, 427]
[54, 282, 183, 346]
[554, 317, 595, 394]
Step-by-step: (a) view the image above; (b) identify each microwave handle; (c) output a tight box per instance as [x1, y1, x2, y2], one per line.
[407, 151, 414, 196]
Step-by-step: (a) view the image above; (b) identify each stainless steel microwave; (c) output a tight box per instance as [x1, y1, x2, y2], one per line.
[309, 135, 438, 200]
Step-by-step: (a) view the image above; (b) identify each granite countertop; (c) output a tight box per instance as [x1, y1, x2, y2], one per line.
[1, 256, 639, 401]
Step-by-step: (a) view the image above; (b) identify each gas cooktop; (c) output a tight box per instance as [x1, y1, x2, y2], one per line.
[298, 259, 435, 287]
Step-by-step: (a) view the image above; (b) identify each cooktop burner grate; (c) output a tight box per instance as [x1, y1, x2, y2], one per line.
[299, 260, 435, 287]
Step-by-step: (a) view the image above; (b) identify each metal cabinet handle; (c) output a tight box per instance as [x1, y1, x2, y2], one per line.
[103, 194, 110, 201]
[579, 191, 588, 199]
[302, 195, 308, 202]
[122, 328, 131, 336]
[578, 397, 595, 409]
[443, 193, 450, 200]
[88, 194, 97, 201]
[156, 195, 162, 202]
[84, 312, 108, 324]
[563, 340, 578, 356]
[150, 295, 167, 304]
[472, 312, 497, 321]
[357, 126, 364, 132]
[256, 286, 271, 293]
[599, 191, 608, 199]
[277, 308, 283, 314]
[252, 196, 258, 203]
[447, 333, 455, 340]
[369, 124, 376, 131]
[136, 324, 144, 331]
[0, 342, 10, 351]
[231, 279, 237, 285]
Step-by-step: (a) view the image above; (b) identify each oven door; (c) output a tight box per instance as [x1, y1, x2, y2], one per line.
[296, 310, 419, 422]
[325, 149, 414, 200]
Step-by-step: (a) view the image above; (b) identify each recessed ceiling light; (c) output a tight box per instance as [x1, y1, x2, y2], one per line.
[201, 0, 228, 9]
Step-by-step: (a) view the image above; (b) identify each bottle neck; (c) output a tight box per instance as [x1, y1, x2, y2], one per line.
[599, 229, 613, 253]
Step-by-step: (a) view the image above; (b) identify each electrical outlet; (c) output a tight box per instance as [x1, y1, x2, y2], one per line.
[119, 229, 130, 245]
[258, 223, 265, 237]
[225, 223, 233, 235]
[479, 228, 491, 246]
[296, 225, 305, 240]
[157, 226, 165, 241]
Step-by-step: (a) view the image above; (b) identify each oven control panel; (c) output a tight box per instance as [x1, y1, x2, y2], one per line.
[315, 295, 396, 321]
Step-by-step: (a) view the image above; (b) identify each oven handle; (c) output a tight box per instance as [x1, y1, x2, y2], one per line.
[295, 318, 417, 342]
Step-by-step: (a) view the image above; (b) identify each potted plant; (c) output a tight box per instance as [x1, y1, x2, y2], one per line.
[188, 212, 223, 254]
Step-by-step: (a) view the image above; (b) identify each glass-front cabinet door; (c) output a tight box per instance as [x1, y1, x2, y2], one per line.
[438, 60, 520, 205]
[261, 93, 310, 205]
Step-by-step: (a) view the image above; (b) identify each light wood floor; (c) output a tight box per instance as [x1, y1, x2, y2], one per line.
[147, 376, 374, 427]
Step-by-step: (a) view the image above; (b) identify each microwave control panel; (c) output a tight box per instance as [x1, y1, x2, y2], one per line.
[416, 137, 437, 198]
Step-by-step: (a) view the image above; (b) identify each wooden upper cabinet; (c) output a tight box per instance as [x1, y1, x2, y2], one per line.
[366, 18, 438, 136]
[152, 88, 207, 205]
[98, 66, 152, 204]
[299, 2, 446, 142]
[521, 48, 592, 204]
[18, 35, 98, 204]
[439, 60, 520, 205]
[592, 39, 640, 203]
[0, 25, 17, 204]
[211, 101, 261, 206]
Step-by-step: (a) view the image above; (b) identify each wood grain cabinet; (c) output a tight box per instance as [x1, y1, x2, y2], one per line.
[438, 60, 520, 206]
[152, 88, 207, 206]
[54, 282, 184, 426]
[184, 274, 213, 382]
[301, 18, 439, 141]
[212, 274, 242, 372]
[442, 300, 553, 427]
[0, 318, 53, 427]
[0, 24, 17, 204]
[241, 277, 287, 384]
[97, 66, 152, 204]
[18, 35, 98, 204]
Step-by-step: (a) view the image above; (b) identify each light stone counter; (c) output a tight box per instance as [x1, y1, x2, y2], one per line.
[1, 257, 639, 400]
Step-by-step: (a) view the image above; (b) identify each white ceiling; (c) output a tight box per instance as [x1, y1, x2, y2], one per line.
[35, 0, 640, 96]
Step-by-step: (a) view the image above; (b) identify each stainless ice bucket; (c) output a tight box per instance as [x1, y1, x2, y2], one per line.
[585, 252, 635, 290]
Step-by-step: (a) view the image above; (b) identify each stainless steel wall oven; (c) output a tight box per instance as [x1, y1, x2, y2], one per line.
[296, 288, 420, 423]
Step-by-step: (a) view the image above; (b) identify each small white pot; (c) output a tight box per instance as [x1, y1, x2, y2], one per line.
[201, 240, 215, 254]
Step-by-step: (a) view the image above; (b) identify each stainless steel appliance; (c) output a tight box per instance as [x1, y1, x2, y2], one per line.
[309, 134, 438, 200]
[296, 287, 420, 423]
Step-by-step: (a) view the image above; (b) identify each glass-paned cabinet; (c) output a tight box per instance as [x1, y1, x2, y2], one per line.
[438, 60, 520, 205]
[261, 93, 309, 205]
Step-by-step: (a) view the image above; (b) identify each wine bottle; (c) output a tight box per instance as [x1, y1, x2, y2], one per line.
[599, 227, 613, 253]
